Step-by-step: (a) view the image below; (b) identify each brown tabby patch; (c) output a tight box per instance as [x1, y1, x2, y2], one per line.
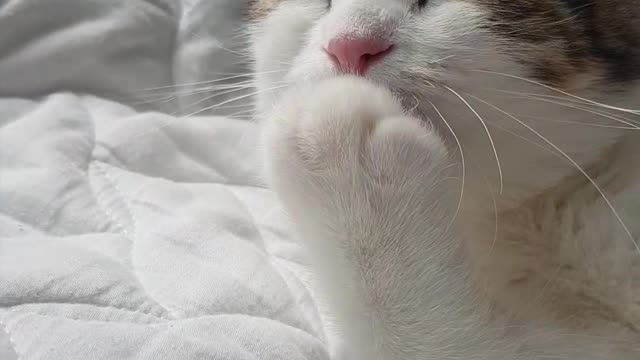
[478, 0, 640, 87]
[247, 0, 282, 21]
[570, 0, 640, 82]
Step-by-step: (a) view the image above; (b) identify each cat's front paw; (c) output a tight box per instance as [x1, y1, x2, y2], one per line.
[262, 76, 450, 204]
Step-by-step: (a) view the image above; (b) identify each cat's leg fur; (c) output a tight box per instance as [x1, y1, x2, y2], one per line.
[261, 77, 636, 359]
[262, 76, 510, 359]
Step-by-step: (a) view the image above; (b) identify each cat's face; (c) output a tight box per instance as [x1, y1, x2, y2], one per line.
[249, 0, 639, 202]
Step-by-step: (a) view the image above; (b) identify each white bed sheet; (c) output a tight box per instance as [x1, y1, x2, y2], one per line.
[0, 1, 328, 359]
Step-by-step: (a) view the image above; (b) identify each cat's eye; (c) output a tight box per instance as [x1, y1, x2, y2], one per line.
[417, 0, 428, 8]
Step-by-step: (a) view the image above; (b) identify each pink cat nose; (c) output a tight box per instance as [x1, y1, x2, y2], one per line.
[325, 37, 394, 75]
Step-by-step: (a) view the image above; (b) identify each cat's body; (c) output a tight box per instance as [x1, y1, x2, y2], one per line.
[248, 0, 640, 358]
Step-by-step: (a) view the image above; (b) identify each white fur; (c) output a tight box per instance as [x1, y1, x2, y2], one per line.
[251, 0, 640, 358]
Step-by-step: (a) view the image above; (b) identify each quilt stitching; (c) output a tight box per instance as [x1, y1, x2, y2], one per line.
[5, 310, 324, 328]
[5, 300, 172, 322]
[4, 310, 166, 326]
[90, 162, 136, 239]
[91, 161, 178, 319]
[269, 257, 328, 343]
[223, 187, 326, 338]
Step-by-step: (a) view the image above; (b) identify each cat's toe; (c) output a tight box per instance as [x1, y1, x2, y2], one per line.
[262, 76, 449, 195]
[365, 114, 449, 188]
[261, 77, 395, 179]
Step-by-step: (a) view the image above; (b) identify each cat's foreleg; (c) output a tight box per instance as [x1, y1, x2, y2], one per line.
[261, 77, 509, 359]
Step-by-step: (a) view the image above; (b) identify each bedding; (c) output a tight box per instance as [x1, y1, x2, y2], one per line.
[0, 0, 328, 359]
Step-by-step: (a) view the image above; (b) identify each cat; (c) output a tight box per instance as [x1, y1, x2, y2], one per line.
[247, 0, 640, 358]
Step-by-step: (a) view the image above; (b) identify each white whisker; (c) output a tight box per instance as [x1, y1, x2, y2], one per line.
[133, 75, 253, 92]
[181, 85, 287, 119]
[130, 69, 288, 93]
[178, 86, 253, 114]
[115, 85, 285, 145]
[409, 94, 421, 113]
[428, 55, 456, 65]
[134, 84, 255, 106]
[520, 115, 640, 130]
[444, 85, 504, 194]
[485, 117, 561, 159]
[476, 158, 499, 259]
[229, 109, 258, 119]
[215, 44, 252, 58]
[493, 91, 640, 129]
[488, 89, 640, 123]
[472, 70, 640, 116]
[468, 93, 640, 255]
[430, 102, 465, 232]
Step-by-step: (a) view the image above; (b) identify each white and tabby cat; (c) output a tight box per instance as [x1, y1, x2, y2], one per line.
[248, 0, 640, 358]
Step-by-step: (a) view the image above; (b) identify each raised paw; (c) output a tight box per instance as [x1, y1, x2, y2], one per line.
[261, 77, 461, 360]
[262, 76, 450, 203]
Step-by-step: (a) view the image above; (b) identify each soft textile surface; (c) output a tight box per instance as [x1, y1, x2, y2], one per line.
[0, 0, 328, 359]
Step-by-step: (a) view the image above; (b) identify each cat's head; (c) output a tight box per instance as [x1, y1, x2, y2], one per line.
[248, 0, 639, 202]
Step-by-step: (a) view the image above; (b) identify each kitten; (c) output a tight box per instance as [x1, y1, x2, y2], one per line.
[248, 0, 640, 358]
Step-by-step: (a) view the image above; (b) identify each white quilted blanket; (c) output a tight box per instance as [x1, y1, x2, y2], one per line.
[0, 1, 328, 359]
